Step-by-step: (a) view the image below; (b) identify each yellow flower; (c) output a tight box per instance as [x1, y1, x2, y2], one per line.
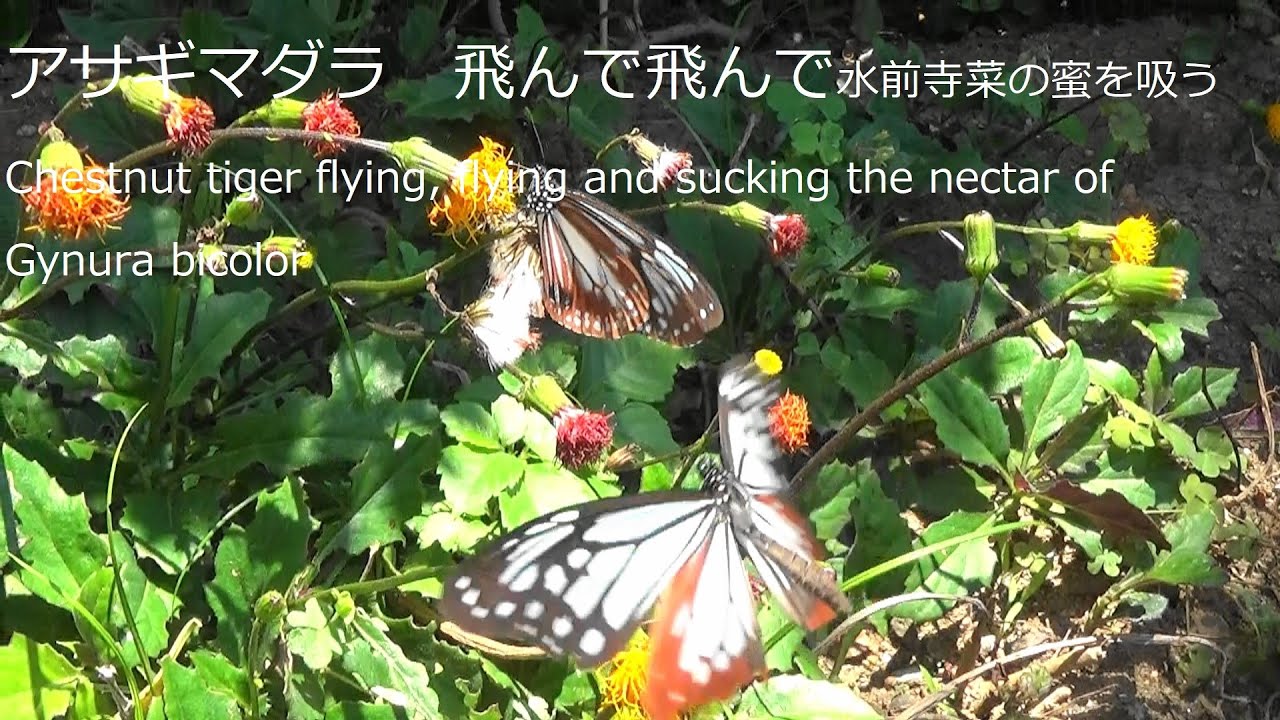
[1267, 103, 1280, 143]
[1109, 215, 1158, 266]
[597, 630, 651, 718]
[753, 348, 782, 376]
[428, 137, 517, 242]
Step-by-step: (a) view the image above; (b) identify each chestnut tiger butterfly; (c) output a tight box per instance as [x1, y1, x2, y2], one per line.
[438, 354, 848, 720]
[516, 165, 724, 346]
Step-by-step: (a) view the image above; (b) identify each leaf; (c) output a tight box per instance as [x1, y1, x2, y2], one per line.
[1153, 297, 1220, 338]
[167, 290, 272, 409]
[1132, 320, 1185, 363]
[329, 333, 406, 405]
[385, 72, 509, 121]
[5, 446, 107, 609]
[1087, 358, 1139, 401]
[206, 478, 315, 663]
[343, 610, 443, 718]
[812, 463, 912, 596]
[324, 437, 434, 559]
[439, 447, 523, 516]
[897, 512, 998, 621]
[951, 336, 1041, 397]
[440, 402, 501, 450]
[160, 657, 242, 720]
[1020, 343, 1089, 454]
[499, 462, 596, 529]
[77, 536, 181, 667]
[184, 394, 436, 479]
[1162, 367, 1237, 420]
[489, 395, 528, 449]
[0, 634, 81, 720]
[1040, 480, 1170, 551]
[397, 4, 442, 65]
[0, 331, 46, 378]
[286, 598, 342, 671]
[1037, 404, 1108, 474]
[918, 370, 1010, 471]
[613, 402, 678, 456]
[121, 483, 223, 575]
[578, 335, 689, 406]
[734, 675, 882, 719]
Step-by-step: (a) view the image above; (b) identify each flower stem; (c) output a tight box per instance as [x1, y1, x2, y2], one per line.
[789, 274, 1101, 491]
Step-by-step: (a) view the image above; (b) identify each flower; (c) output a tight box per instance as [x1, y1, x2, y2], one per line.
[162, 96, 216, 155]
[768, 391, 811, 453]
[429, 137, 518, 241]
[554, 407, 614, 469]
[22, 141, 129, 241]
[596, 630, 651, 718]
[1109, 215, 1158, 265]
[1267, 103, 1280, 143]
[387, 137, 459, 185]
[768, 213, 809, 258]
[963, 210, 998, 281]
[200, 243, 227, 274]
[1100, 263, 1188, 305]
[753, 348, 783, 376]
[625, 132, 692, 190]
[302, 91, 361, 157]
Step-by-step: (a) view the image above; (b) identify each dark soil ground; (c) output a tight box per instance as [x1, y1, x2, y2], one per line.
[3, 8, 1280, 720]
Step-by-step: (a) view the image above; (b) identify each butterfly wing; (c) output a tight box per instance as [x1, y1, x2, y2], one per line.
[643, 515, 767, 720]
[740, 494, 843, 629]
[440, 492, 719, 667]
[539, 190, 723, 346]
[716, 354, 787, 495]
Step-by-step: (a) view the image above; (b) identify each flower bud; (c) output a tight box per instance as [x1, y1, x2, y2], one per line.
[200, 243, 227, 274]
[39, 139, 84, 172]
[224, 190, 262, 227]
[388, 137, 460, 185]
[858, 262, 900, 287]
[721, 201, 772, 231]
[118, 74, 186, 118]
[603, 444, 642, 473]
[963, 211, 998, 281]
[1101, 264, 1188, 304]
[261, 236, 314, 270]
[234, 98, 308, 127]
[522, 374, 573, 418]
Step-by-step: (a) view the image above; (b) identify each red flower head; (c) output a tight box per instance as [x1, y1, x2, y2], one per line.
[162, 97, 216, 156]
[768, 213, 809, 258]
[302, 91, 361, 157]
[651, 149, 692, 190]
[554, 407, 614, 469]
[768, 390, 811, 453]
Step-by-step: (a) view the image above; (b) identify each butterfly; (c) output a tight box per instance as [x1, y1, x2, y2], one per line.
[515, 165, 724, 346]
[438, 354, 848, 720]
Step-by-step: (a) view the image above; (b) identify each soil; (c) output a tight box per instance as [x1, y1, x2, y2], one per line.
[3, 9, 1280, 720]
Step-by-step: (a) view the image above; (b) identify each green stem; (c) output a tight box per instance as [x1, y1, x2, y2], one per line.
[298, 564, 444, 605]
[113, 128, 393, 171]
[790, 275, 1101, 491]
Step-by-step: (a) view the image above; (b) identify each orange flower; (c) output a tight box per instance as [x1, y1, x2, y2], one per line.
[162, 97, 216, 155]
[1267, 103, 1280, 143]
[428, 137, 517, 242]
[1109, 215, 1158, 266]
[22, 142, 128, 242]
[302, 91, 361, 157]
[768, 390, 811, 453]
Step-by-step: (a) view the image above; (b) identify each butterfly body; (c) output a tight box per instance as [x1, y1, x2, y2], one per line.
[518, 166, 724, 346]
[439, 354, 843, 719]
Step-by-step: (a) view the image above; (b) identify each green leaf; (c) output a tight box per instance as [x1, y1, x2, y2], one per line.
[329, 333, 406, 405]
[343, 610, 442, 718]
[1132, 320, 1184, 363]
[1020, 343, 1089, 454]
[324, 437, 434, 559]
[896, 512, 999, 621]
[77, 536, 181, 667]
[1162, 367, 1237, 420]
[0, 634, 82, 720]
[1101, 99, 1150, 153]
[440, 402, 501, 450]
[189, 650, 251, 710]
[613, 402, 678, 456]
[439, 447, 523, 516]
[167, 290, 272, 409]
[490, 395, 527, 448]
[918, 370, 1010, 471]
[734, 675, 882, 719]
[5, 446, 107, 608]
[0, 331, 46, 378]
[206, 478, 315, 664]
[814, 462, 913, 596]
[397, 4, 442, 65]
[122, 483, 223, 575]
[499, 462, 595, 529]
[578, 335, 689, 405]
[951, 336, 1040, 397]
[1087, 359, 1139, 401]
[385, 72, 508, 121]
[1153, 297, 1220, 338]
[160, 657, 242, 720]
[286, 598, 342, 671]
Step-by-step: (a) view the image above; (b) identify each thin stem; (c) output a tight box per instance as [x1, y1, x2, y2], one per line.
[114, 128, 393, 171]
[789, 275, 1101, 491]
[299, 563, 443, 604]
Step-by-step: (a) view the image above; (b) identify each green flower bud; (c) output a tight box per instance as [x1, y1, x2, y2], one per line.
[1101, 264, 1188, 304]
[387, 137, 460, 185]
[963, 211, 998, 281]
[224, 190, 262, 227]
[118, 74, 186, 119]
[200, 243, 227, 274]
[523, 375, 573, 417]
[233, 98, 308, 128]
[860, 262, 900, 287]
[254, 590, 287, 625]
[261, 236, 314, 270]
[38, 139, 84, 172]
[720, 201, 772, 231]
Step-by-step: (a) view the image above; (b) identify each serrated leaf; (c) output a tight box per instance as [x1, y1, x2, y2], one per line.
[813, 462, 912, 596]
[498, 462, 595, 529]
[324, 437, 434, 559]
[5, 445, 107, 608]
[0, 634, 82, 720]
[918, 370, 1009, 471]
[0, 331, 45, 378]
[613, 402, 678, 456]
[1041, 480, 1170, 551]
[76, 535, 180, 667]
[440, 402, 501, 449]
[206, 478, 315, 663]
[122, 483, 223, 575]
[1162, 367, 1237, 420]
[1132, 320, 1185, 363]
[896, 512, 998, 621]
[951, 336, 1041, 397]
[1153, 296, 1220, 338]
[329, 334, 406, 404]
[578, 335, 689, 406]
[1087, 358, 1139, 401]
[1021, 343, 1089, 454]
[167, 290, 272, 409]
[161, 657, 242, 720]
[439, 447, 523, 516]
[343, 610, 442, 718]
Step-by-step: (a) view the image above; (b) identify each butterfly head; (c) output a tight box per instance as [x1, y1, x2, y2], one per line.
[518, 165, 566, 217]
